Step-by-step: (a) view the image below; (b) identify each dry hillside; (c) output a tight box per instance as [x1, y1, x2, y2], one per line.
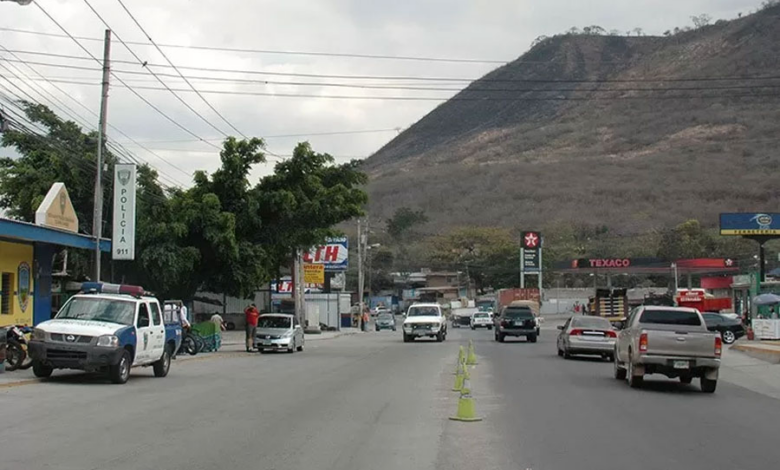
[363, 6, 780, 234]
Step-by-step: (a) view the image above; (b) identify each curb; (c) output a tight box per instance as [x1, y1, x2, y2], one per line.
[731, 343, 780, 364]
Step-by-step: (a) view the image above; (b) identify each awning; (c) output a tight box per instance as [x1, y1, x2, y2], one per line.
[0, 217, 111, 252]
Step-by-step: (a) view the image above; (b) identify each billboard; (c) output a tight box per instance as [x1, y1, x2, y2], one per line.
[302, 237, 349, 271]
[720, 213, 780, 236]
[303, 264, 325, 284]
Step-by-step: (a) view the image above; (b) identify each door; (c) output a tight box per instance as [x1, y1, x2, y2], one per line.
[134, 302, 154, 365]
[149, 301, 166, 361]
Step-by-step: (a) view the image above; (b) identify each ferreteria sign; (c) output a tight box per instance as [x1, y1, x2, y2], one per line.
[112, 163, 137, 260]
[720, 213, 780, 236]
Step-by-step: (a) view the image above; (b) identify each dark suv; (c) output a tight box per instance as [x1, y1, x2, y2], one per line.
[495, 306, 538, 343]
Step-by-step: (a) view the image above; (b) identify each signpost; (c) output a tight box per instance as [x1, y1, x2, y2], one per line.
[303, 263, 325, 284]
[720, 213, 780, 282]
[520, 231, 542, 294]
[35, 183, 79, 233]
[112, 164, 137, 260]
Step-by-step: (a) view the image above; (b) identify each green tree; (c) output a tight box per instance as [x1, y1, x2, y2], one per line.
[255, 142, 368, 276]
[657, 219, 715, 260]
[386, 207, 428, 241]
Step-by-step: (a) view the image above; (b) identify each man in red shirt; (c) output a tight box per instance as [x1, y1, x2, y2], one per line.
[244, 303, 260, 352]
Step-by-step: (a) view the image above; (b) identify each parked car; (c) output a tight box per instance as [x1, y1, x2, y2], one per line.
[470, 312, 493, 330]
[702, 312, 745, 344]
[402, 303, 447, 342]
[556, 315, 616, 360]
[255, 314, 304, 353]
[28, 282, 181, 384]
[494, 305, 537, 343]
[375, 313, 396, 331]
[614, 306, 721, 393]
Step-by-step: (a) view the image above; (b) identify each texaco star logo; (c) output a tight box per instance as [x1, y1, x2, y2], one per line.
[725, 258, 734, 267]
[524, 232, 539, 249]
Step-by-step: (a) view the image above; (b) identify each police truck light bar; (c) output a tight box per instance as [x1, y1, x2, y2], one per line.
[81, 282, 145, 297]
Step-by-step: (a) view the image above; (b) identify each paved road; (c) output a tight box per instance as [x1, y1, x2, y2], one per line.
[2, 324, 779, 470]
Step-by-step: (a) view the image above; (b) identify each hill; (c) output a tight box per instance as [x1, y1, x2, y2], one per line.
[363, 6, 780, 235]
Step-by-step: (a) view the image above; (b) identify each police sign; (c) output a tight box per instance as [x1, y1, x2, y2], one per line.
[112, 164, 137, 260]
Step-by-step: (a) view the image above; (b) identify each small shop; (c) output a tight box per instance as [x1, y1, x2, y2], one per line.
[0, 183, 111, 327]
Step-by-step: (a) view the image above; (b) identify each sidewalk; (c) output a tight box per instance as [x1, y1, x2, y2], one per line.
[730, 340, 780, 364]
[722, 345, 780, 400]
[0, 329, 359, 388]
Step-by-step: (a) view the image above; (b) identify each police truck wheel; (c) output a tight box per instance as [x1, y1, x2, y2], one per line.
[110, 350, 131, 384]
[153, 346, 171, 378]
[32, 360, 53, 378]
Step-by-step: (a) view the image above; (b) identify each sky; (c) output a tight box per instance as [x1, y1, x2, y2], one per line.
[0, 0, 761, 189]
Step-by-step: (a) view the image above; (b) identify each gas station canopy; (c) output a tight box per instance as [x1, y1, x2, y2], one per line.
[553, 258, 739, 276]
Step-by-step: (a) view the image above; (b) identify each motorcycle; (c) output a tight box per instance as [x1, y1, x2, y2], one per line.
[177, 328, 204, 356]
[5, 325, 33, 371]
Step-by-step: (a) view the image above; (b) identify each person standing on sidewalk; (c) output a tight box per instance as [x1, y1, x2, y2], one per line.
[244, 304, 260, 352]
[362, 309, 370, 332]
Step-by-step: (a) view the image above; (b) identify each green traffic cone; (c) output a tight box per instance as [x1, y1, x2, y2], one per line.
[452, 360, 465, 391]
[454, 346, 465, 374]
[466, 340, 478, 365]
[449, 373, 481, 422]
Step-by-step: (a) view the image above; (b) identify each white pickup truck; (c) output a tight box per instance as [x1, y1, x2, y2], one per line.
[402, 303, 447, 342]
[614, 306, 721, 393]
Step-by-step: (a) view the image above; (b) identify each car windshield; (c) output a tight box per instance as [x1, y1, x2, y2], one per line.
[55, 297, 136, 325]
[258, 316, 292, 328]
[503, 308, 534, 319]
[378, 314, 394, 321]
[571, 317, 612, 329]
[474, 313, 490, 319]
[408, 307, 440, 317]
[640, 310, 701, 326]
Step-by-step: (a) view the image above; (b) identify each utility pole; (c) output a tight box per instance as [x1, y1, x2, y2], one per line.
[93, 29, 111, 282]
[357, 219, 364, 331]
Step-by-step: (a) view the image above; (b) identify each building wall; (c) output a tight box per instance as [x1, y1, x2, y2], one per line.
[0, 240, 34, 326]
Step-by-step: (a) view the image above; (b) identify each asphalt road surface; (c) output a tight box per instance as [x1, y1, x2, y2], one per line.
[2, 323, 780, 470]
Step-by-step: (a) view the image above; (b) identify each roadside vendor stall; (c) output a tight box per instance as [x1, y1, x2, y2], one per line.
[752, 292, 780, 340]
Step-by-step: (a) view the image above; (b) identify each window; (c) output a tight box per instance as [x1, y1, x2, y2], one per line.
[702, 313, 722, 326]
[1, 272, 12, 315]
[150, 302, 162, 326]
[56, 297, 135, 325]
[137, 303, 150, 328]
[571, 317, 612, 329]
[639, 309, 701, 326]
[503, 308, 534, 319]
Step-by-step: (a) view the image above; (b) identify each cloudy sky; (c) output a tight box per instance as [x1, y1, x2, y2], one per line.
[0, 0, 760, 188]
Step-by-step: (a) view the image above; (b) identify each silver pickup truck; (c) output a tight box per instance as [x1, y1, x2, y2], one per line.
[614, 306, 721, 393]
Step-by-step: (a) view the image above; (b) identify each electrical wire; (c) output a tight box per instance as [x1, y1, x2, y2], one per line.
[8, 48, 780, 84]
[80, 0, 232, 142]
[33, 1, 222, 150]
[111, 0, 247, 138]
[0, 26, 509, 64]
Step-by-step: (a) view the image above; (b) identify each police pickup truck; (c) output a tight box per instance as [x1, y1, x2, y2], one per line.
[29, 283, 182, 384]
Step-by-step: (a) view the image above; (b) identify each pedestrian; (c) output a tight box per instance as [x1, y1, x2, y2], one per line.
[244, 303, 260, 352]
[573, 302, 581, 315]
[362, 309, 369, 332]
[210, 312, 226, 333]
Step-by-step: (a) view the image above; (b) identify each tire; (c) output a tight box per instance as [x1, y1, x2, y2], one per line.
[403, 333, 411, 343]
[392, 327, 396, 332]
[32, 360, 53, 378]
[721, 330, 736, 345]
[487, 325, 492, 330]
[679, 376, 693, 384]
[471, 325, 475, 330]
[557, 347, 563, 357]
[297, 342, 304, 352]
[375, 326, 380, 332]
[259, 349, 269, 354]
[182, 335, 198, 356]
[613, 354, 627, 380]
[528, 333, 537, 343]
[153, 346, 172, 378]
[627, 354, 643, 389]
[700, 377, 717, 393]
[110, 350, 132, 384]
[497, 333, 505, 343]
[193, 335, 205, 353]
[5, 341, 25, 371]
[563, 349, 571, 359]
[226, 322, 236, 331]
[436, 331, 444, 342]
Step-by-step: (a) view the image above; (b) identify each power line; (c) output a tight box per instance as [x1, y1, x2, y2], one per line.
[8, 63, 780, 94]
[8, 48, 780, 84]
[33, 1, 222, 150]
[0, 51, 192, 186]
[8, 75, 780, 101]
[114, 128, 401, 145]
[113, 0, 246, 138]
[81, 0, 232, 142]
[0, 26, 509, 64]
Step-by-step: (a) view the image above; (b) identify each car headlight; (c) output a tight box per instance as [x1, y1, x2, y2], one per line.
[96, 335, 119, 347]
[32, 328, 46, 341]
